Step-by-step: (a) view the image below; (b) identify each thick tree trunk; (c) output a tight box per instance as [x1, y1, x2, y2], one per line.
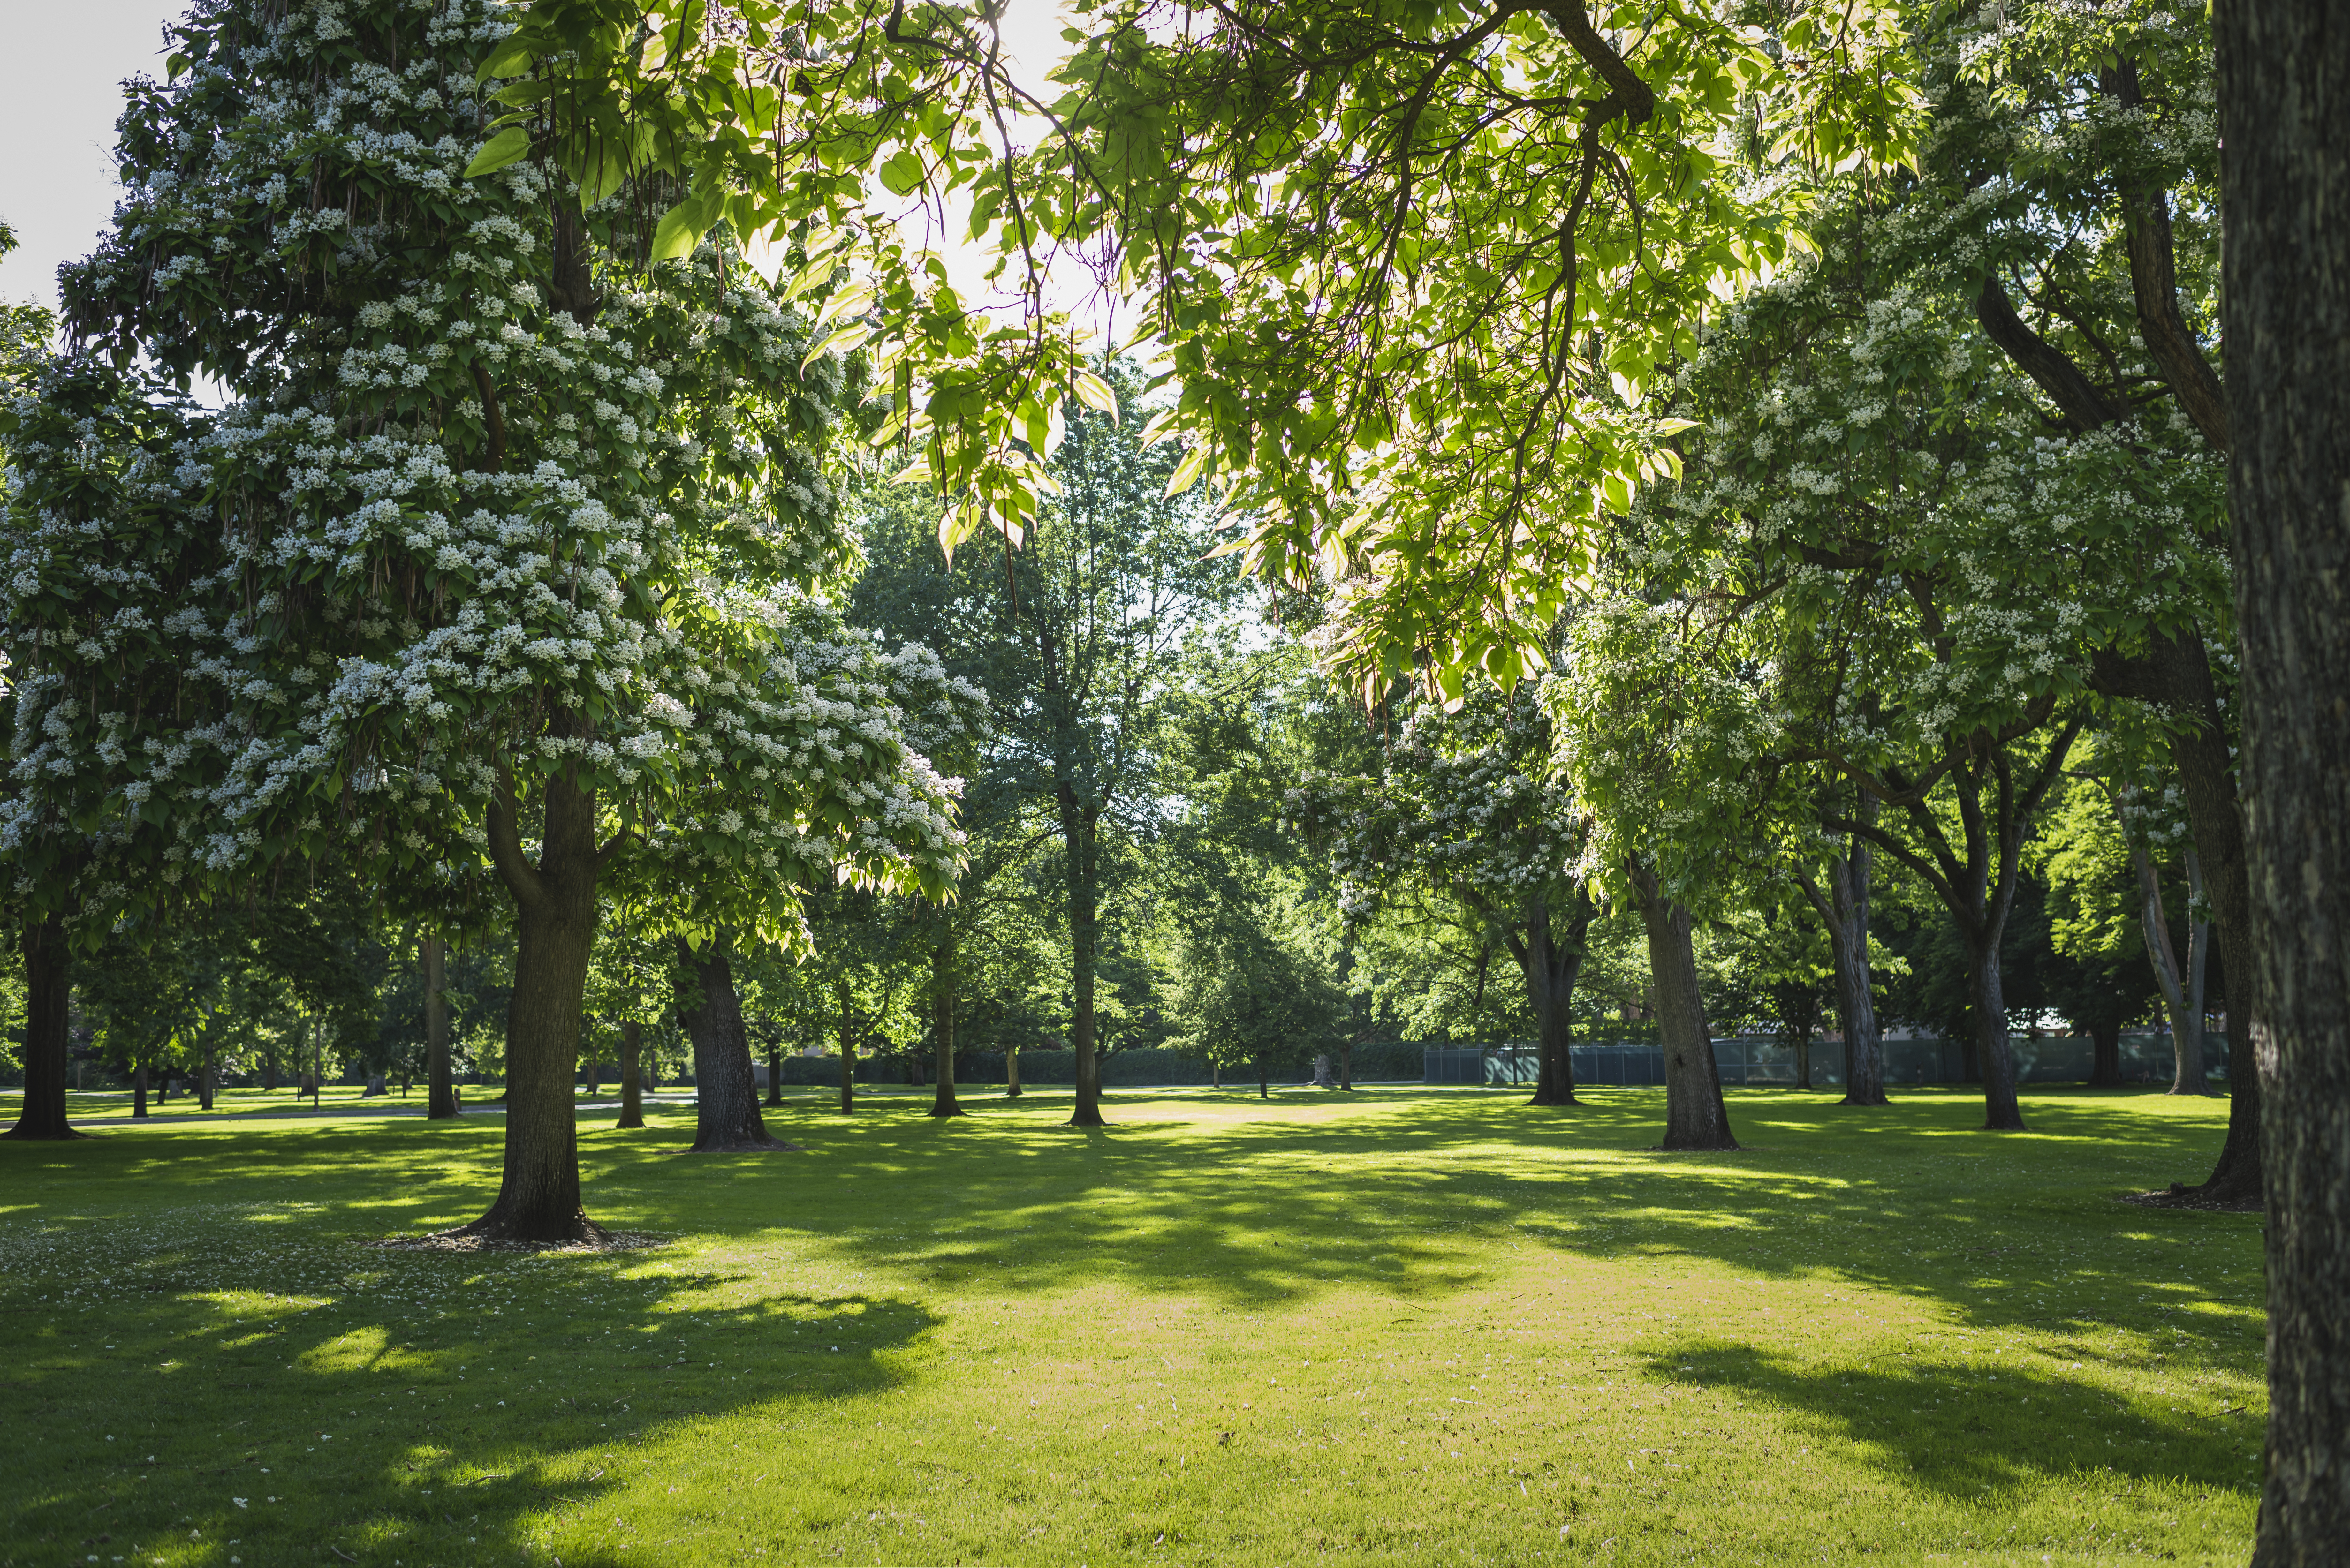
[616, 1018, 645, 1129]
[422, 933, 460, 1119]
[200, 1051, 216, 1111]
[1006, 1044, 1022, 1097]
[157, 1069, 171, 1106]
[2214, 3, 2350, 1552]
[1064, 808, 1106, 1127]
[133, 1061, 148, 1119]
[677, 945, 794, 1152]
[837, 976, 856, 1115]
[676, 938, 790, 1151]
[1627, 862, 1737, 1151]
[2088, 1021, 2125, 1087]
[929, 930, 963, 1118]
[458, 769, 604, 1244]
[4, 914, 79, 1140]
[1513, 887, 1594, 1108]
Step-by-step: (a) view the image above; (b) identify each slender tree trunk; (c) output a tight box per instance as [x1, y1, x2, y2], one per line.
[310, 1014, 322, 1109]
[676, 938, 789, 1151]
[1963, 927, 2027, 1131]
[1005, 1043, 1022, 1097]
[765, 1027, 784, 1108]
[133, 1060, 148, 1119]
[1257, 1055, 1270, 1100]
[929, 930, 964, 1118]
[837, 976, 856, 1115]
[2185, 848, 2212, 1091]
[201, 1048, 217, 1111]
[1515, 887, 1595, 1108]
[2128, 833, 2209, 1097]
[157, 1068, 171, 1106]
[1211, 1059, 1219, 1090]
[458, 769, 604, 1244]
[2088, 1021, 2124, 1087]
[1627, 861, 1737, 1151]
[1064, 806, 1106, 1127]
[423, 934, 460, 1119]
[2214, 3, 2350, 1550]
[617, 1018, 644, 1129]
[262, 1043, 277, 1092]
[1803, 825, 1889, 1107]
[4, 914, 79, 1140]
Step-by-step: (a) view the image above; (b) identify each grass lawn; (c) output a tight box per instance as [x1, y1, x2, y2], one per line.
[0, 1085, 2263, 1566]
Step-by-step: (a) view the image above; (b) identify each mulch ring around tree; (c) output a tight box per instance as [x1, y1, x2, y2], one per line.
[365, 1228, 673, 1254]
[2120, 1182, 2261, 1214]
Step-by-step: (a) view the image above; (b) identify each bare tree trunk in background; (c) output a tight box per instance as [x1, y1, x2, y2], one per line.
[200, 1046, 216, 1111]
[2088, 1021, 2125, 1088]
[676, 939, 790, 1152]
[2130, 836, 2209, 1096]
[156, 1068, 171, 1106]
[1512, 886, 1596, 1108]
[2184, 848, 2212, 1089]
[616, 1018, 645, 1129]
[1795, 1030, 1813, 1091]
[1627, 861, 1737, 1151]
[1962, 930, 2027, 1131]
[1257, 1055, 1270, 1100]
[765, 1028, 784, 1108]
[4, 913, 80, 1140]
[1799, 820, 1888, 1107]
[423, 934, 460, 1119]
[929, 929, 963, 1119]
[2213, 2, 2350, 1550]
[133, 1060, 148, 1119]
[1063, 802, 1106, 1127]
[837, 976, 856, 1115]
[1005, 1044, 1022, 1098]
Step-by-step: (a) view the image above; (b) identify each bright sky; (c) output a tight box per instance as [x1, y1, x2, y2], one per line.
[0, 0, 185, 310]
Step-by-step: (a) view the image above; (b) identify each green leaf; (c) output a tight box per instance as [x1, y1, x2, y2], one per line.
[1164, 442, 1207, 497]
[1071, 370, 1119, 423]
[475, 37, 535, 84]
[799, 320, 872, 372]
[649, 196, 710, 263]
[464, 126, 534, 179]
[877, 149, 927, 197]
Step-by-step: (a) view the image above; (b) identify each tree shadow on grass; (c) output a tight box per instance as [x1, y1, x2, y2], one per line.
[1636, 1337, 2257, 1501]
[0, 1200, 936, 1566]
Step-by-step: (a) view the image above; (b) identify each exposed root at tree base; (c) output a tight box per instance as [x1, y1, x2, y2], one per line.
[368, 1227, 671, 1254]
[2121, 1182, 2262, 1214]
[683, 1137, 804, 1153]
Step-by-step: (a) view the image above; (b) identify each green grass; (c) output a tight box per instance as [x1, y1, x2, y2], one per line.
[0, 1085, 2263, 1566]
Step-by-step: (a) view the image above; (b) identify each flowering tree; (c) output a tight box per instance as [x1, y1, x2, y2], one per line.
[4, 0, 967, 1239]
[1292, 677, 1598, 1109]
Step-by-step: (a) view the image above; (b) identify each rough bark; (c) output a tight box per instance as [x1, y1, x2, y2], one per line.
[616, 1018, 645, 1129]
[1509, 886, 1596, 1108]
[456, 768, 605, 1244]
[676, 938, 791, 1151]
[2129, 837, 2209, 1096]
[1005, 1044, 1022, 1097]
[1627, 861, 1737, 1151]
[1828, 831, 1889, 1106]
[929, 930, 964, 1118]
[133, 1061, 149, 1119]
[2213, 2, 2350, 1551]
[4, 915, 79, 1139]
[1962, 929, 2027, 1131]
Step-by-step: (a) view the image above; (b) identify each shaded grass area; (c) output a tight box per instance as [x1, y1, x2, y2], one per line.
[0, 1085, 2262, 1565]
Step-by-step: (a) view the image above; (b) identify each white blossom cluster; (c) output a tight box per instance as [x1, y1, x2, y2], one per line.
[3, 0, 971, 934]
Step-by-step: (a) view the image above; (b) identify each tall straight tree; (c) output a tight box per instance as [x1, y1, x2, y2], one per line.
[2210, 0, 2350, 1558]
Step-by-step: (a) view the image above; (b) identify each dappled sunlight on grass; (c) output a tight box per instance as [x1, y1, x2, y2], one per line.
[0, 1082, 2261, 1564]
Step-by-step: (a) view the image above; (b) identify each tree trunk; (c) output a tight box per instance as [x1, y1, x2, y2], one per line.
[157, 1068, 171, 1106]
[2088, 1021, 2124, 1087]
[1257, 1055, 1270, 1100]
[837, 976, 856, 1115]
[133, 1060, 148, 1119]
[1210, 1059, 1219, 1090]
[1804, 821, 1888, 1107]
[929, 929, 964, 1118]
[1005, 1043, 1022, 1097]
[262, 1044, 277, 1092]
[4, 914, 79, 1140]
[1795, 1030, 1813, 1091]
[200, 1050, 216, 1111]
[422, 934, 459, 1118]
[1627, 861, 1737, 1151]
[457, 768, 604, 1244]
[1064, 806, 1106, 1127]
[676, 938, 790, 1151]
[1963, 929, 2027, 1131]
[765, 1028, 784, 1108]
[1514, 887, 1595, 1108]
[310, 1014, 323, 1109]
[2214, 3, 2350, 1551]
[2185, 848, 2212, 1091]
[616, 1018, 645, 1129]
[2128, 835, 2209, 1097]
